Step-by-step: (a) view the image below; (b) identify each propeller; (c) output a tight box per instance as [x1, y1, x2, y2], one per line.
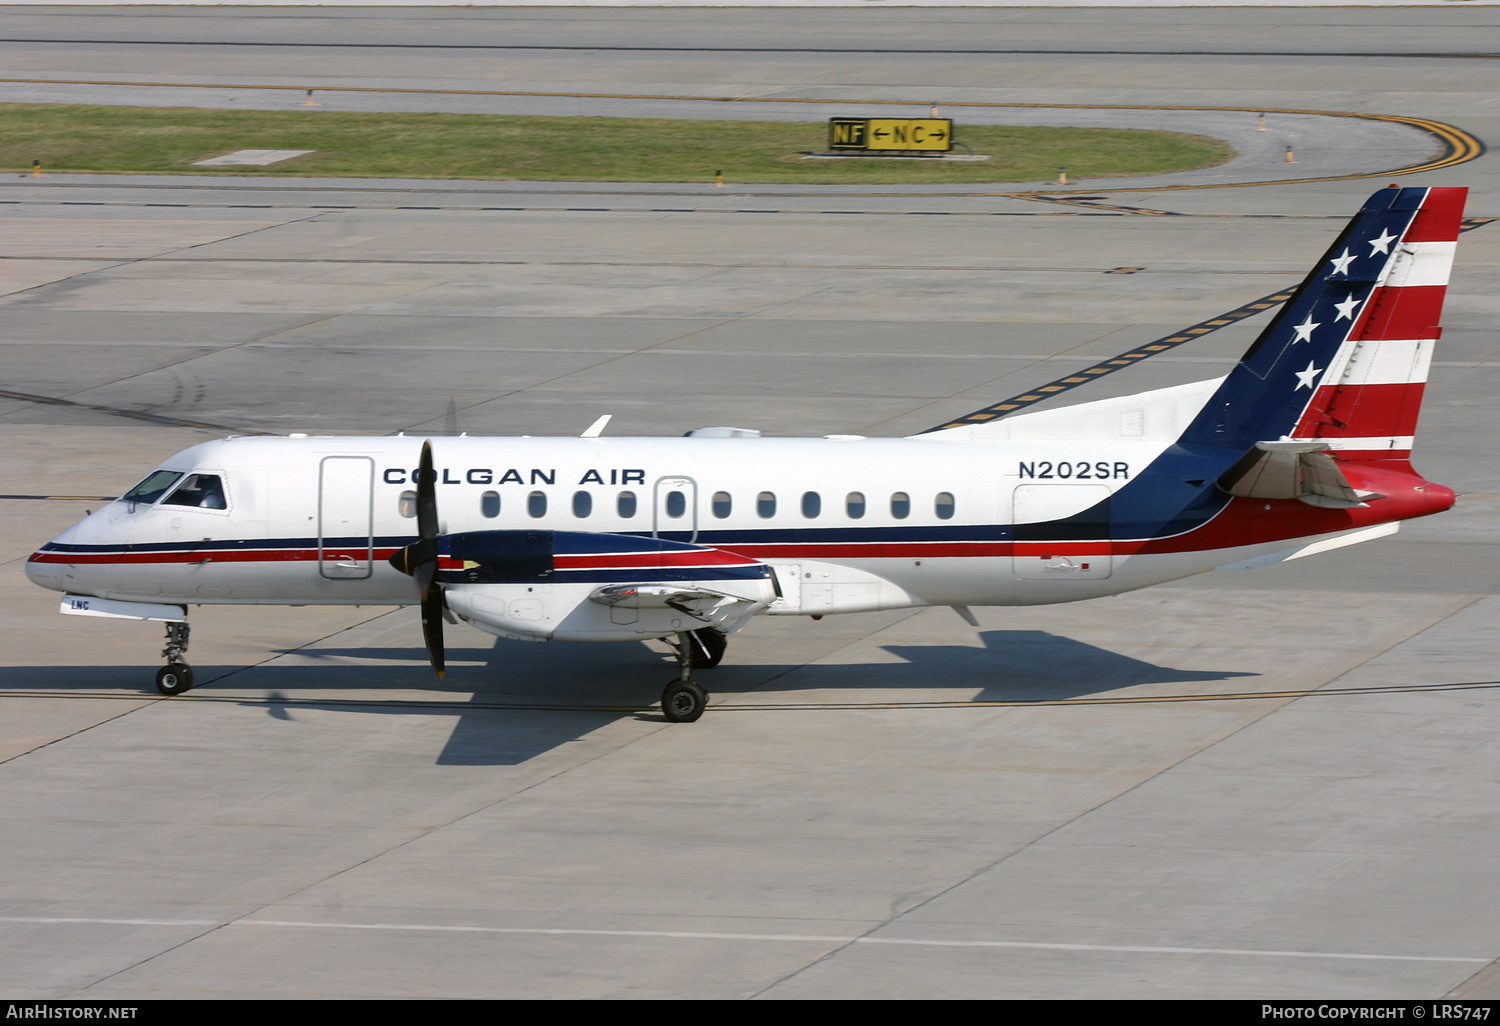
[388, 440, 446, 678]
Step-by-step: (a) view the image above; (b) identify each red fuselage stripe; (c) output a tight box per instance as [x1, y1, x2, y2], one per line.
[554, 551, 759, 569]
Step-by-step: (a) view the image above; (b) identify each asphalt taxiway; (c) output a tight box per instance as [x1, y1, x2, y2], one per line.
[0, 5, 1498, 1000]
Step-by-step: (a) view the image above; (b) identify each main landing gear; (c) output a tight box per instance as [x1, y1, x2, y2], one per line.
[155, 622, 193, 696]
[660, 627, 726, 723]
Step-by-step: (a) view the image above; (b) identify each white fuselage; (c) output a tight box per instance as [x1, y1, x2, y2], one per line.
[27, 428, 1393, 630]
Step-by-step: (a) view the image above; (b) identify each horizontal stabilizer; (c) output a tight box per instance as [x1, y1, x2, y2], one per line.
[1218, 440, 1381, 508]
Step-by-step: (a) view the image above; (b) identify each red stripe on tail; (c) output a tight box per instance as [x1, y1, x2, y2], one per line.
[1300, 382, 1426, 439]
[1402, 186, 1467, 243]
[1359, 285, 1446, 342]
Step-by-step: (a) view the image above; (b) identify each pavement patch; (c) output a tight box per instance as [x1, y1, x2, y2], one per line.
[192, 149, 315, 167]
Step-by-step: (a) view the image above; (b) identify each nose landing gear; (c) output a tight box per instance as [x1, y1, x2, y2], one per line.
[155, 622, 193, 696]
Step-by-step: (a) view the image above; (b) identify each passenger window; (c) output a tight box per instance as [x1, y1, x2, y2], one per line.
[481, 491, 500, 518]
[891, 492, 911, 519]
[712, 491, 732, 518]
[846, 491, 866, 519]
[162, 474, 227, 510]
[528, 491, 547, 518]
[757, 491, 777, 518]
[573, 490, 592, 518]
[122, 470, 183, 505]
[665, 490, 686, 518]
[935, 492, 955, 520]
[801, 491, 821, 518]
[617, 490, 637, 518]
[399, 491, 417, 518]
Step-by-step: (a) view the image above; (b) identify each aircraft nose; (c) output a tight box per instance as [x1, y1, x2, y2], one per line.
[25, 546, 67, 593]
[25, 516, 89, 594]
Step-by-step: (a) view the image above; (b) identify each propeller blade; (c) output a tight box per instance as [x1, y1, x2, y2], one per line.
[420, 584, 446, 678]
[416, 440, 439, 541]
[400, 439, 445, 677]
[414, 556, 437, 601]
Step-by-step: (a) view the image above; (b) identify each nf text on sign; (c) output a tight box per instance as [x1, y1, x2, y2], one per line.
[828, 118, 953, 153]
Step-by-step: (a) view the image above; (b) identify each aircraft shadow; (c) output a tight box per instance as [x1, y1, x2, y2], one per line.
[11, 630, 1255, 766]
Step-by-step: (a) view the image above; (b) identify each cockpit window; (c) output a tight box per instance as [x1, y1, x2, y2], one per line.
[121, 470, 183, 505]
[162, 474, 227, 510]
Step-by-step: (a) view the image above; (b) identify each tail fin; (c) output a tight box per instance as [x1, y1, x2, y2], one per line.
[1180, 185, 1466, 458]
[1289, 187, 1464, 460]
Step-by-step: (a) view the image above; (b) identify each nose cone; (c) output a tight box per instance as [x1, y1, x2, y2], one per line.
[25, 517, 86, 594]
[26, 546, 67, 593]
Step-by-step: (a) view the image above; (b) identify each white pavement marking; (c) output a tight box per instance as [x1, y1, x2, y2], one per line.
[34, 1, 1500, 7]
[0, 916, 218, 927]
[1, 916, 1487, 963]
[193, 150, 314, 167]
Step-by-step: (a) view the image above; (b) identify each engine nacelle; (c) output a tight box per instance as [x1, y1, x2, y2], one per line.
[433, 529, 777, 642]
[445, 577, 773, 642]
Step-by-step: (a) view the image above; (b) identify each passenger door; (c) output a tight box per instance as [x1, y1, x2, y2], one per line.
[652, 476, 698, 543]
[318, 456, 374, 579]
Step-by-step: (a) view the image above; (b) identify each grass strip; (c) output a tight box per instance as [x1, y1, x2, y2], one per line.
[0, 104, 1233, 184]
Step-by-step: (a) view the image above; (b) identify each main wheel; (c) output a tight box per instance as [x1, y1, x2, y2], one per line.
[155, 663, 193, 696]
[687, 627, 728, 669]
[661, 679, 707, 723]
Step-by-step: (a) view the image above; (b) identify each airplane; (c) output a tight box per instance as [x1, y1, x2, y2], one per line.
[26, 184, 1466, 723]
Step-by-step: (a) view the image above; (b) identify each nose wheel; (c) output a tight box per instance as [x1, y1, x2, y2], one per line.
[155, 622, 193, 696]
[155, 662, 194, 696]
